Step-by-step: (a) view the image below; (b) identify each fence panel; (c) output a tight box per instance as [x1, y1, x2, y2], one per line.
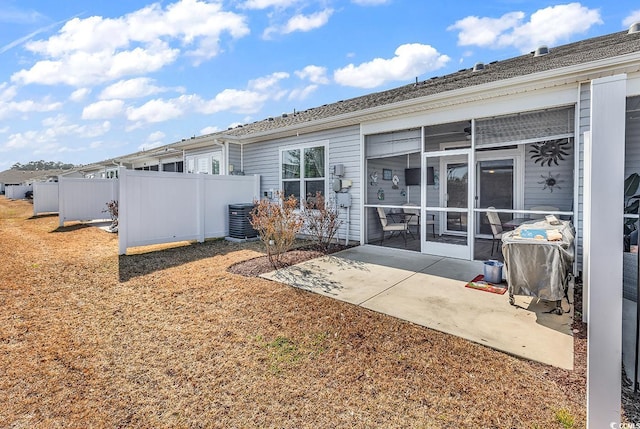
[203, 174, 261, 238]
[5, 185, 32, 199]
[58, 177, 119, 226]
[33, 182, 59, 215]
[119, 170, 202, 251]
[119, 169, 260, 254]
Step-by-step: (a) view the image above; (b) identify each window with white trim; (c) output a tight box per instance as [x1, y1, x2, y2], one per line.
[281, 143, 326, 206]
[186, 151, 222, 174]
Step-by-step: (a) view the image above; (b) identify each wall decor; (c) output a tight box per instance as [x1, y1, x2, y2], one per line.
[529, 138, 570, 166]
[538, 171, 562, 192]
[369, 171, 378, 186]
[382, 168, 392, 180]
[377, 188, 385, 200]
[392, 174, 400, 189]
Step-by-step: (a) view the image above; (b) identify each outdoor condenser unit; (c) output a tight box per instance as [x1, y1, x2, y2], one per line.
[228, 203, 258, 239]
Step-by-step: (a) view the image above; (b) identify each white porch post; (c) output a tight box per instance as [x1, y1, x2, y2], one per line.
[585, 74, 626, 427]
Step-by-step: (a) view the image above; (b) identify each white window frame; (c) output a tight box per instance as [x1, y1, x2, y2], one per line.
[279, 140, 329, 207]
[186, 151, 222, 175]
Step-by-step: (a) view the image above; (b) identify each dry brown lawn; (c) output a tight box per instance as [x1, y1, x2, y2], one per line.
[0, 197, 587, 428]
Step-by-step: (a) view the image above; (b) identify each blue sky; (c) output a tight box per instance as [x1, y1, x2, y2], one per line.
[1, 0, 639, 168]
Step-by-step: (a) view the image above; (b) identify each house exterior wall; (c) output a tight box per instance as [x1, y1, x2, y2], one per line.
[523, 140, 574, 211]
[228, 143, 243, 174]
[577, 83, 591, 273]
[242, 125, 361, 243]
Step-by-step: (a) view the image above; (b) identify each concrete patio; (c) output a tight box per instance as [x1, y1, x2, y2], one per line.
[261, 245, 574, 370]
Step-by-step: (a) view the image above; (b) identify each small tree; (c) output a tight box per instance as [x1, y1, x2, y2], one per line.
[250, 193, 303, 269]
[302, 192, 342, 253]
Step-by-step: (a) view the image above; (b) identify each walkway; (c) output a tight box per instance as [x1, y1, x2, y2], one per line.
[261, 245, 574, 369]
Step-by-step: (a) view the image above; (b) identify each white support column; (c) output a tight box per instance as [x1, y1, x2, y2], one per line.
[585, 74, 626, 428]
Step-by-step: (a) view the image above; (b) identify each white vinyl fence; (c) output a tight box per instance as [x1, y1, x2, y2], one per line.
[33, 182, 59, 215]
[118, 169, 260, 254]
[5, 184, 33, 200]
[58, 177, 119, 226]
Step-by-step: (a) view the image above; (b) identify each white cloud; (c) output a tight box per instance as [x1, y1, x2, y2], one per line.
[11, 0, 250, 87]
[0, 117, 110, 153]
[100, 77, 174, 100]
[447, 12, 524, 47]
[126, 98, 185, 123]
[264, 8, 333, 38]
[0, 83, 18, 102]
[82, 99, 125, 119]
[138, 130, 166, 150]
[198, 89, 269, 114]
[200, 126, 220, 134]
[0, 91, 62, 119]
[122, 72, 291, 125]
[623, 10, 640, 28]
[288, 84, 318, 100]
[448, 3, 602, 53]
[240, 0, 298, 9]
[248, 72, 289, 91]
[334, 43, 450, 89]
[70, 88, 91, 102]
[295, 65, 329, 84]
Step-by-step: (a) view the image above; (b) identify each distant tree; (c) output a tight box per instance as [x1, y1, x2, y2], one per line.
[11, 160, 75, 171]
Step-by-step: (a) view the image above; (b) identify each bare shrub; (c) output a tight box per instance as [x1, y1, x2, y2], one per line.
[250, 193, 303, 269]
[302, 192, 342, 253]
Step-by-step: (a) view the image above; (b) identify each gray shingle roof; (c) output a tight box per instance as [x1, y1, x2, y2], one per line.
[221, 29, 640, 138]
[0, 169, 65, 184]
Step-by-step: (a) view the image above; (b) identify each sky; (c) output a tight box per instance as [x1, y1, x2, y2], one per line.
[1, 0, 639, 168]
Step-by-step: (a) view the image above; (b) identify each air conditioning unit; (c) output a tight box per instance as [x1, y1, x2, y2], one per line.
[228, 203, 258, 240]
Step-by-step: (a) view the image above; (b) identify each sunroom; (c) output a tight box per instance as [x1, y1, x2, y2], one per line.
[364, 105, 576, 262]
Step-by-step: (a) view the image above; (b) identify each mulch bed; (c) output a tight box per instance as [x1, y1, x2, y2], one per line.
[2, 196, 636, 427]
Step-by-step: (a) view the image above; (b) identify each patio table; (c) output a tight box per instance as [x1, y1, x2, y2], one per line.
[502, 217, 530, 230]
[501, 219, 575, 314]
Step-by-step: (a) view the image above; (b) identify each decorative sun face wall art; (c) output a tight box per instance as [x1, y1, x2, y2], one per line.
[538, 172, 563, 192]
[529, 138, 570, 166]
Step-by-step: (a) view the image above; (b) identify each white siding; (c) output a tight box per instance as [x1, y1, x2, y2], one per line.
[228, 143, 243, 174]
[243, 125, 361, 243]
[523, 139, 574, 211]
[577, 83, 591, 272]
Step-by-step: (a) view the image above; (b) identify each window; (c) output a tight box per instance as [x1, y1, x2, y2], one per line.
[186, 151, 222, 174]
[281, 143, 326, 206]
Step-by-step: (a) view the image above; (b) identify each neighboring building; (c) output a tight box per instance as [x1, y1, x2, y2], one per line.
[0, 169, 71, 194]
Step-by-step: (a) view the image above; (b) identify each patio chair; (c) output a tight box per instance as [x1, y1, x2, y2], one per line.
[402, 204, 435, 238]
[486, 207, 504, 256]
[377, 207, 409, 246]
